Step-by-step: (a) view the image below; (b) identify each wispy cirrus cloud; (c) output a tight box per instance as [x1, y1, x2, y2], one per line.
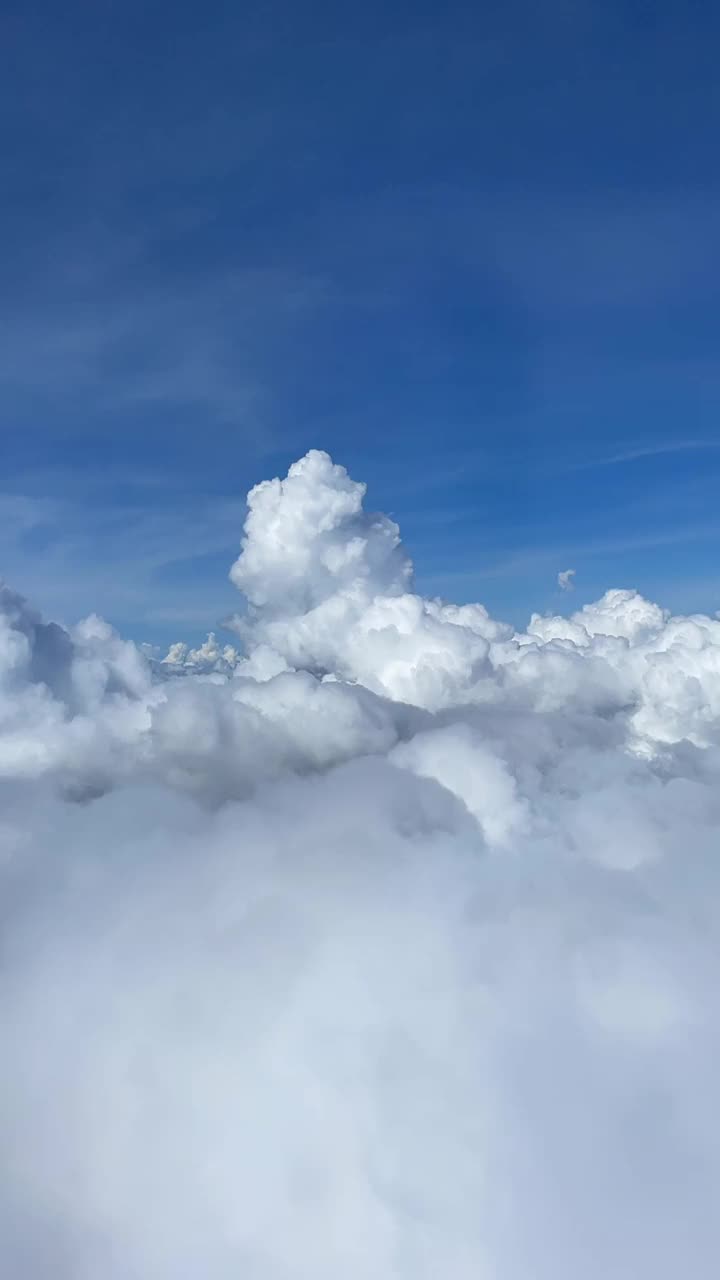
[567, 440, 720, 470]
[0, 474, 247, 644]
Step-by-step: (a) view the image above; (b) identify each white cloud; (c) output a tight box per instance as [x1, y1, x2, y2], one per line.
[1, 450, 720, 1277]
[558, 567, 575, 591]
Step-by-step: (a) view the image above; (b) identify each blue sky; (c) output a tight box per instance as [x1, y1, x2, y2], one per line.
[3, 0, 720, 648]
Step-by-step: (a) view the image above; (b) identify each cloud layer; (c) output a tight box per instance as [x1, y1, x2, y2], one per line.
[2, 451, 720, 1277]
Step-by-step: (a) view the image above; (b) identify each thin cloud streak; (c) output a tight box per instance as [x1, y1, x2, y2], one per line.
[568, 440, 720, 470]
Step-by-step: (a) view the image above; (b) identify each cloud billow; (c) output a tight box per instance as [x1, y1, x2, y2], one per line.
[1, 450, 720, 1277]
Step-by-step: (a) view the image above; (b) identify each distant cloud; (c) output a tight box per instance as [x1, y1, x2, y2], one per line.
[571, 441, 720, 471]
[558, 568, 576, 591]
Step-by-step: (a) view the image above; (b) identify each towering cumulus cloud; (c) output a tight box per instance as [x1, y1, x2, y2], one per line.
[2, 451, 720, 1278]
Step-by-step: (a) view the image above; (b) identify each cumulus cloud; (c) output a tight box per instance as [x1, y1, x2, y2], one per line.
[1, 451, 720, 1277]
[160, 633, 240, 676]
[558, 567, 575, 590]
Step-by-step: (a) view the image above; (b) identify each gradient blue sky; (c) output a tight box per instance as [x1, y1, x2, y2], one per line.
[3, 0, 720, 647]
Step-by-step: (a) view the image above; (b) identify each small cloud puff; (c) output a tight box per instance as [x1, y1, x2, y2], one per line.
[558, 567, 576, 591]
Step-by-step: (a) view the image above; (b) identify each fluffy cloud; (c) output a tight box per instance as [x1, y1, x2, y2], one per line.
[1, 451, 720, 1277]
